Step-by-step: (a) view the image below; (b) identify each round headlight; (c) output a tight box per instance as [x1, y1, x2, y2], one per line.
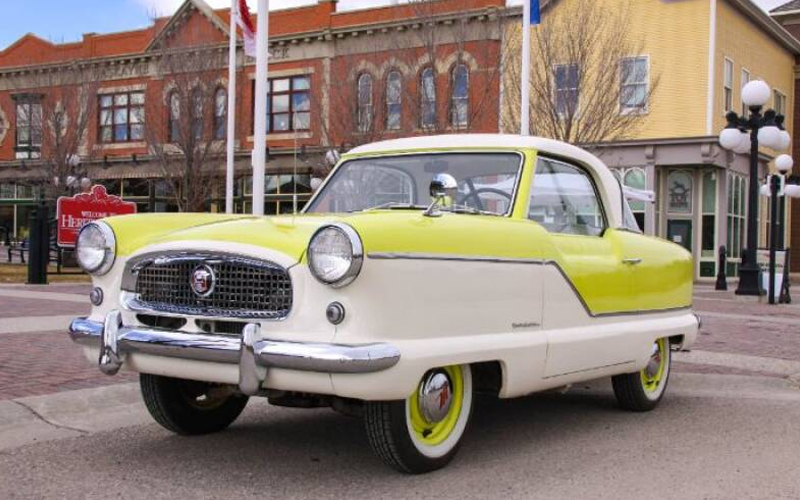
[308, 224, 363, 287]
[76, 222, 116, 275]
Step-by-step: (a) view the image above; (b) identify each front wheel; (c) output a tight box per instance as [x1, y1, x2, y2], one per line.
[364, 364, 473, 474]
[140, 374, 249, 435]
[612, 338, 671, 412]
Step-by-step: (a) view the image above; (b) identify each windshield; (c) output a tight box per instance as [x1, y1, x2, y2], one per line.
[305, 153, 522, 216]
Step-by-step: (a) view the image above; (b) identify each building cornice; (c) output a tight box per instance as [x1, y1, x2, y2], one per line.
[0, 5, 506, 77]
[728, 0, 800, 54]
[771, 9, 800, 17]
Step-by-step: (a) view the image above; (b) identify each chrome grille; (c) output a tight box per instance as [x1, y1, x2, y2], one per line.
[132, 255, 292, 319]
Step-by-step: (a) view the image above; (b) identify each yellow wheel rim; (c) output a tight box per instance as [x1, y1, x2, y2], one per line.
[408, 365, 464, 446]
[641, 338, 668, 393]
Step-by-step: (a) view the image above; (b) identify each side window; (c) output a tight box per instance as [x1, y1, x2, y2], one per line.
[622, 197, 643, 233]
[528, 158, 606, 236]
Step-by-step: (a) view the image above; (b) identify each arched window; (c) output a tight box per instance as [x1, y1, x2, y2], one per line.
[214, 87, 227, 140]
[357, 73, 373, 133]
[420, 67, 436, 128]
[450, 64, 469, 128]
[386, 71, 402, 131]
[191, 87, 204, 140]
[168, 91, 180, 143]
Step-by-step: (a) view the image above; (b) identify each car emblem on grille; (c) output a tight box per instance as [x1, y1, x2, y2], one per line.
[190, 264, 216, 298]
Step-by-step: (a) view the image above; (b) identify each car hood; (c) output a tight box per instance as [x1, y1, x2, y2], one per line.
[104, 211, 552, 264]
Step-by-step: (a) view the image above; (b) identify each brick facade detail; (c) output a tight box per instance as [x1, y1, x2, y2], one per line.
[0, 0, 505, 167]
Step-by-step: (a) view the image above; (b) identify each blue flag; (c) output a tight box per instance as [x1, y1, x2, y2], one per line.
[530, 0, 541, 25]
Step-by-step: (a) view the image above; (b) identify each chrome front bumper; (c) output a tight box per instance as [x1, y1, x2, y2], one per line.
[69, 310, 401, 395]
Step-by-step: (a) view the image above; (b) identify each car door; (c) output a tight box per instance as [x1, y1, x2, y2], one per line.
[526, 156, 636, 377]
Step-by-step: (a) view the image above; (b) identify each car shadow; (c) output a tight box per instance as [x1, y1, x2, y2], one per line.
[114, 377, 684, 488]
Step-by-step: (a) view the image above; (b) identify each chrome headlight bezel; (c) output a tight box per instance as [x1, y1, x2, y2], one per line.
[76, 221, 116, 276]
[307, 223, 363, 288]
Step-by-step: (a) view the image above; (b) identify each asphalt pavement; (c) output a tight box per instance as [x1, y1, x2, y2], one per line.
[1, 374, 799, 499]
[1, 282, 799, 499]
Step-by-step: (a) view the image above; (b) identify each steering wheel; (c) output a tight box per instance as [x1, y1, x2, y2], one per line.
[457, 188, 513, 212]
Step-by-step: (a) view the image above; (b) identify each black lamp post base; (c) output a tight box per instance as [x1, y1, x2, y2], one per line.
[735, 266, 764, 296]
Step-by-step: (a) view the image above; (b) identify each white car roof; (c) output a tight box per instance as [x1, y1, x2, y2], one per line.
[347, 134, 624, 229]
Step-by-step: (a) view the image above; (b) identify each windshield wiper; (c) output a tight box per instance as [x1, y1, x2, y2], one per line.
[355, 202, 429, 213]
[441, 204, 500, 216]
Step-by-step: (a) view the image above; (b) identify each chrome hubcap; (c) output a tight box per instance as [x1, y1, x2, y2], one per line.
[645, 342, 662, 378]
[418, 371, 453, 423]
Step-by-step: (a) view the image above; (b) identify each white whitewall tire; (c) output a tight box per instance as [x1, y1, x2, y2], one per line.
[365, 364, 474, 473]
[612, 338, 671, 412]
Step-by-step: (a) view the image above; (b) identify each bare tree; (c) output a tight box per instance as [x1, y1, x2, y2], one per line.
[144, 47, 228, 212]
[503, 0, 659, 146]
[25, 64, 101, 199]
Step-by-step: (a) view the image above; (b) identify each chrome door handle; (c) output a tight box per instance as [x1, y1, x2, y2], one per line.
[622, 258, 643, 265]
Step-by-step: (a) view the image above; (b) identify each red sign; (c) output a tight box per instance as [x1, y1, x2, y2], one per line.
[56, 185, 137, 248]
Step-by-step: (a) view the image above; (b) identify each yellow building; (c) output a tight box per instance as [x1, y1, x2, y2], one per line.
[502, 0, 800, 280]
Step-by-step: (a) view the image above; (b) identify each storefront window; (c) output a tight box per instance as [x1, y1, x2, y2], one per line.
[16, 205, 33, 241]
[102, 180, 122, 196]
[241, 174, 314, 214]
[726, 173, 747, 277]
[16, 184, 36, 199]
[154, 180, 171, 198]
[0, 184, 40, 240]
[654, 170, 661, 236]
[122, 179, 151, 198]
[667, 171, 693, 214]
[700, 171, 717, 277]
[0, 206, 13, 241]
[0, 184, 14, 199]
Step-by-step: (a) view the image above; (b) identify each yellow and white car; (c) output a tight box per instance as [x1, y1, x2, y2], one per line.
[69, 135, 698, 473]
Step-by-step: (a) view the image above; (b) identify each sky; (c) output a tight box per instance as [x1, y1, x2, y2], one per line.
[0, 0, 789, 52]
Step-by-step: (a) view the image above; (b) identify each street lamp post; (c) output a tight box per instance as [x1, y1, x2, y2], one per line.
[761, 155, 800, 304]
[718, 80, 791, 296]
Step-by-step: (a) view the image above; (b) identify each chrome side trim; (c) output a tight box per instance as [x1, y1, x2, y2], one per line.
[69, 316, 401, 378]
[542, 360, 637, 379]
[367, 252, 693, 318]
[368, 253, 546, 265]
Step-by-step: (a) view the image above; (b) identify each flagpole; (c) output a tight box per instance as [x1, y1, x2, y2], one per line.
[521, 0, 531, 136]
[252, 0, 269, 215]
[225, 0, 237, 214]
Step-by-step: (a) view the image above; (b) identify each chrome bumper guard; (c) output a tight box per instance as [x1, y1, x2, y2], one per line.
[69, 310, 401, 396]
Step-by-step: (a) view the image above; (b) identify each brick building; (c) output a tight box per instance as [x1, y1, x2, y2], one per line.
[0, 0, 505, 239]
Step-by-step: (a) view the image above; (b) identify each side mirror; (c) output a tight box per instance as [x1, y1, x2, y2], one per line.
[429, 173, 457, 198]
[424, 173, 458, 217]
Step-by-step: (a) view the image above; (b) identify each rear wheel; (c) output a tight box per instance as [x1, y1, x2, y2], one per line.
[140, 374, 249, 435]
[612, 338, 671, 412]
[364, 364, 473, 474]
